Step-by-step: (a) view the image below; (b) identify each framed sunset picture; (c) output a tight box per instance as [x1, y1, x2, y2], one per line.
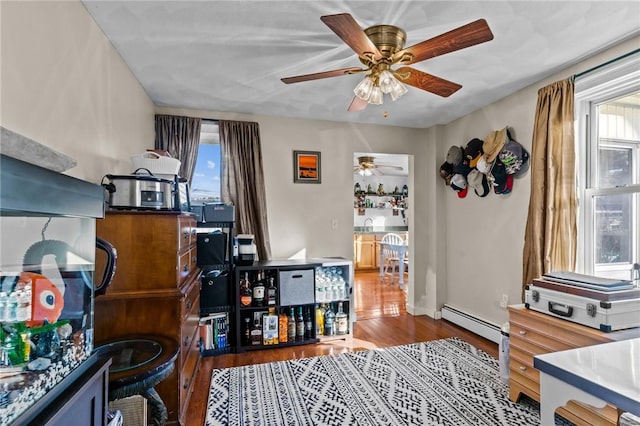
[293, 150, 321, 183]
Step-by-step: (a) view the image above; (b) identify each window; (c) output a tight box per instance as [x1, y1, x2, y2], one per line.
[191, 120, 221, 204]
[576, 53, 640, 280]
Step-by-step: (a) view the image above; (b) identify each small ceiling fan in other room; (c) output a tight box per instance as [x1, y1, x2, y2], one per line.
[281, 13, 493, 111]
[354, 156, 403, 176]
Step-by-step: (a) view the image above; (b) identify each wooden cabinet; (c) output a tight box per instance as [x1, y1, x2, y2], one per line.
[354, 234, 376, 270]
[508, 305, 640, 425]
[95, 211, 200, 426]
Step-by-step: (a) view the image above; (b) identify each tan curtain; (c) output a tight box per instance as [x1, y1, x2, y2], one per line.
[522, 78, 577, 301]
[154, 114, 201, 183]
[219, 120, 272, 261]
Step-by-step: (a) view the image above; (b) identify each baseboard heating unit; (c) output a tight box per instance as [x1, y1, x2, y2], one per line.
[441, 305, 501, 344]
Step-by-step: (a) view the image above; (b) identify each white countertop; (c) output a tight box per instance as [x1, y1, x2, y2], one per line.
[534, 338, 640, 415]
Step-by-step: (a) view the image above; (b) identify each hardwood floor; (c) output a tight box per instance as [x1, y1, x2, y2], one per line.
[183, 270, 498, 425]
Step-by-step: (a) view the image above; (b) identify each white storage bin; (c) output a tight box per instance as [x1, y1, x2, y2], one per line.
[131, 151, 181, 175]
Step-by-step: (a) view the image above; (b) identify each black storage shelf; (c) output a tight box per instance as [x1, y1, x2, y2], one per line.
[237, 338, 319, 352]
[197, 216, 235, 358]
[200, 345, 234, 356]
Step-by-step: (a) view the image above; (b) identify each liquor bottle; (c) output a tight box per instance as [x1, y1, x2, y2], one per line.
[267, 277, 277, 306]
[252, 270, 265, 307]
[239, 272, 252, 307]
[336, 302, 348, 335]
[324, 303, 336, 336]
[304, 307, 313, 339]
[278, 309, 288, 343]
[250, 317, 262, 346]
[296, 306, 304, 341]
[315, 304, 325, 336]
[287, 307, 296, 342]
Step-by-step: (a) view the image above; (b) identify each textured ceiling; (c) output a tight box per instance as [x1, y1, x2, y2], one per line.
[83, 1, 640, 128]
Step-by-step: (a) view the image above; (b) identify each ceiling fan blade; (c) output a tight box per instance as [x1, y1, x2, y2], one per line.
[348, 96, 368, 112]
[394, 19, 493, 65]
[321, 13, 383, 60]
[375, 165, 404, 170]
[396, 66, 462, 98]
[372, 168, 383, 177]
[281, 67, 363, 84]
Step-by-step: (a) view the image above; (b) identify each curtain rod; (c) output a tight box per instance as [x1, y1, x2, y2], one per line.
[574, 48, 640, 79]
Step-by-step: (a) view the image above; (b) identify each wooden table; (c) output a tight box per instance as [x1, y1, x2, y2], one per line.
[95, 334, 179, 426]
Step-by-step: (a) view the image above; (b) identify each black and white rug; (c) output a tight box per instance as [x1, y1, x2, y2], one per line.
[206, 337, 567, 425]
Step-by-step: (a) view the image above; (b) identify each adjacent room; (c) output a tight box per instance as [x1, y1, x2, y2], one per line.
[1, 1, 639, 426]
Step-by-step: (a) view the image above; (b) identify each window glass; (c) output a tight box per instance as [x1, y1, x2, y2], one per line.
[597, 145, 632, 188]
[594, 193, 633, 265]
[191, 121, 221, 204]
[576, 58, 640, 280]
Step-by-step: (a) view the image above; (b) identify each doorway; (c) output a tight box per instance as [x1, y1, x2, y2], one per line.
[353, 152, 411, 318]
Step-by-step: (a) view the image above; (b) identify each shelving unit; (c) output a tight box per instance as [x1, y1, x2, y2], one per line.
[354, 193, 408, 210]
[196, 206, 235, 357]
[232, 258, 354, 352]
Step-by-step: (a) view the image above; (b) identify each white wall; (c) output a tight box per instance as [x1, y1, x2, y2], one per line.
[439, 35, 640, 328]
[0, 0, 155, 183]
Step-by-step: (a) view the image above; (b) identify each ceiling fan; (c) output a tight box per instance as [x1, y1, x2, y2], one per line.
[354, 156, 403, 176]
[281, 13, 494, 111]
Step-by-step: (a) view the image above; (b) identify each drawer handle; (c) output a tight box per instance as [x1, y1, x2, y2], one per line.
[519, 330, 526, 336]
[183, 264, 189, 272]
[183, 231, 189, 240]
[186, 300, 192, 310]
[183, 378, 190, 389]
[519, 366, 527, 371]
[191, 229, 197, 235]
[184, 336, 190, 347]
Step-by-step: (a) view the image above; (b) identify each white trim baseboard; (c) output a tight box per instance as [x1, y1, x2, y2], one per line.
[441, 305, 501, 344]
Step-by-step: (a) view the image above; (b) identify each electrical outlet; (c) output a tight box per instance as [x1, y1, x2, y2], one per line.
[500, 294, 509, 309]
[331, 219, 338, 230]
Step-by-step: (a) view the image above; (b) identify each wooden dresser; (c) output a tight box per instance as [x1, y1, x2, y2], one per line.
[508, 305, 640, 425]
[95, 211, 201, 426]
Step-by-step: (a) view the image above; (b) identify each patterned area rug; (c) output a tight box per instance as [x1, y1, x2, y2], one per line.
[206, 337, 568, 425]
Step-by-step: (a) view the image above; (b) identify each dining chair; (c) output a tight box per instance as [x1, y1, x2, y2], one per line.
[380, 233, 405, 283]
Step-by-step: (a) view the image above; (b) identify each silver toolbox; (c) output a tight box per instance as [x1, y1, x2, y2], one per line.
[279, 269, 315, 306]
[526, 284, 640, 332]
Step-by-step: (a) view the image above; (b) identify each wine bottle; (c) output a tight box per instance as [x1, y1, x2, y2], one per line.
[324, 303, 336, 336]
[239, 272, 252, 307]
[304, 307, 312, 339]
[296, 306, 304, 341]
[250, 317, 262, 346]
[287, 307, 296, 342]
[267, 276, 277, 306]
[252, 270, 265, 307]
[336, 302, 348, 335]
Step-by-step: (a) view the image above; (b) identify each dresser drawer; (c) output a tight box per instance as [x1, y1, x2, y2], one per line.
[179, 330, 200, 418]
[180, 281, 200, 367]
[178, 214, 197, 252]
[508, 347, 539, 385]
[509, 323, 572, 355]
[178, 248, 197, 284]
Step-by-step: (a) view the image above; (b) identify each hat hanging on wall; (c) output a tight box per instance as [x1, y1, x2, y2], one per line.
[482, 127, 507, 165]
[450, 173, 468, 198]
[446, 146, 463, 166]
[439, 161, 454, 185]
[467, 169, 490, 197]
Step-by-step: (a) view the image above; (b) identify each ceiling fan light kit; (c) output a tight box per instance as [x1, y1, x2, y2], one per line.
[281, 13, 494, 112]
